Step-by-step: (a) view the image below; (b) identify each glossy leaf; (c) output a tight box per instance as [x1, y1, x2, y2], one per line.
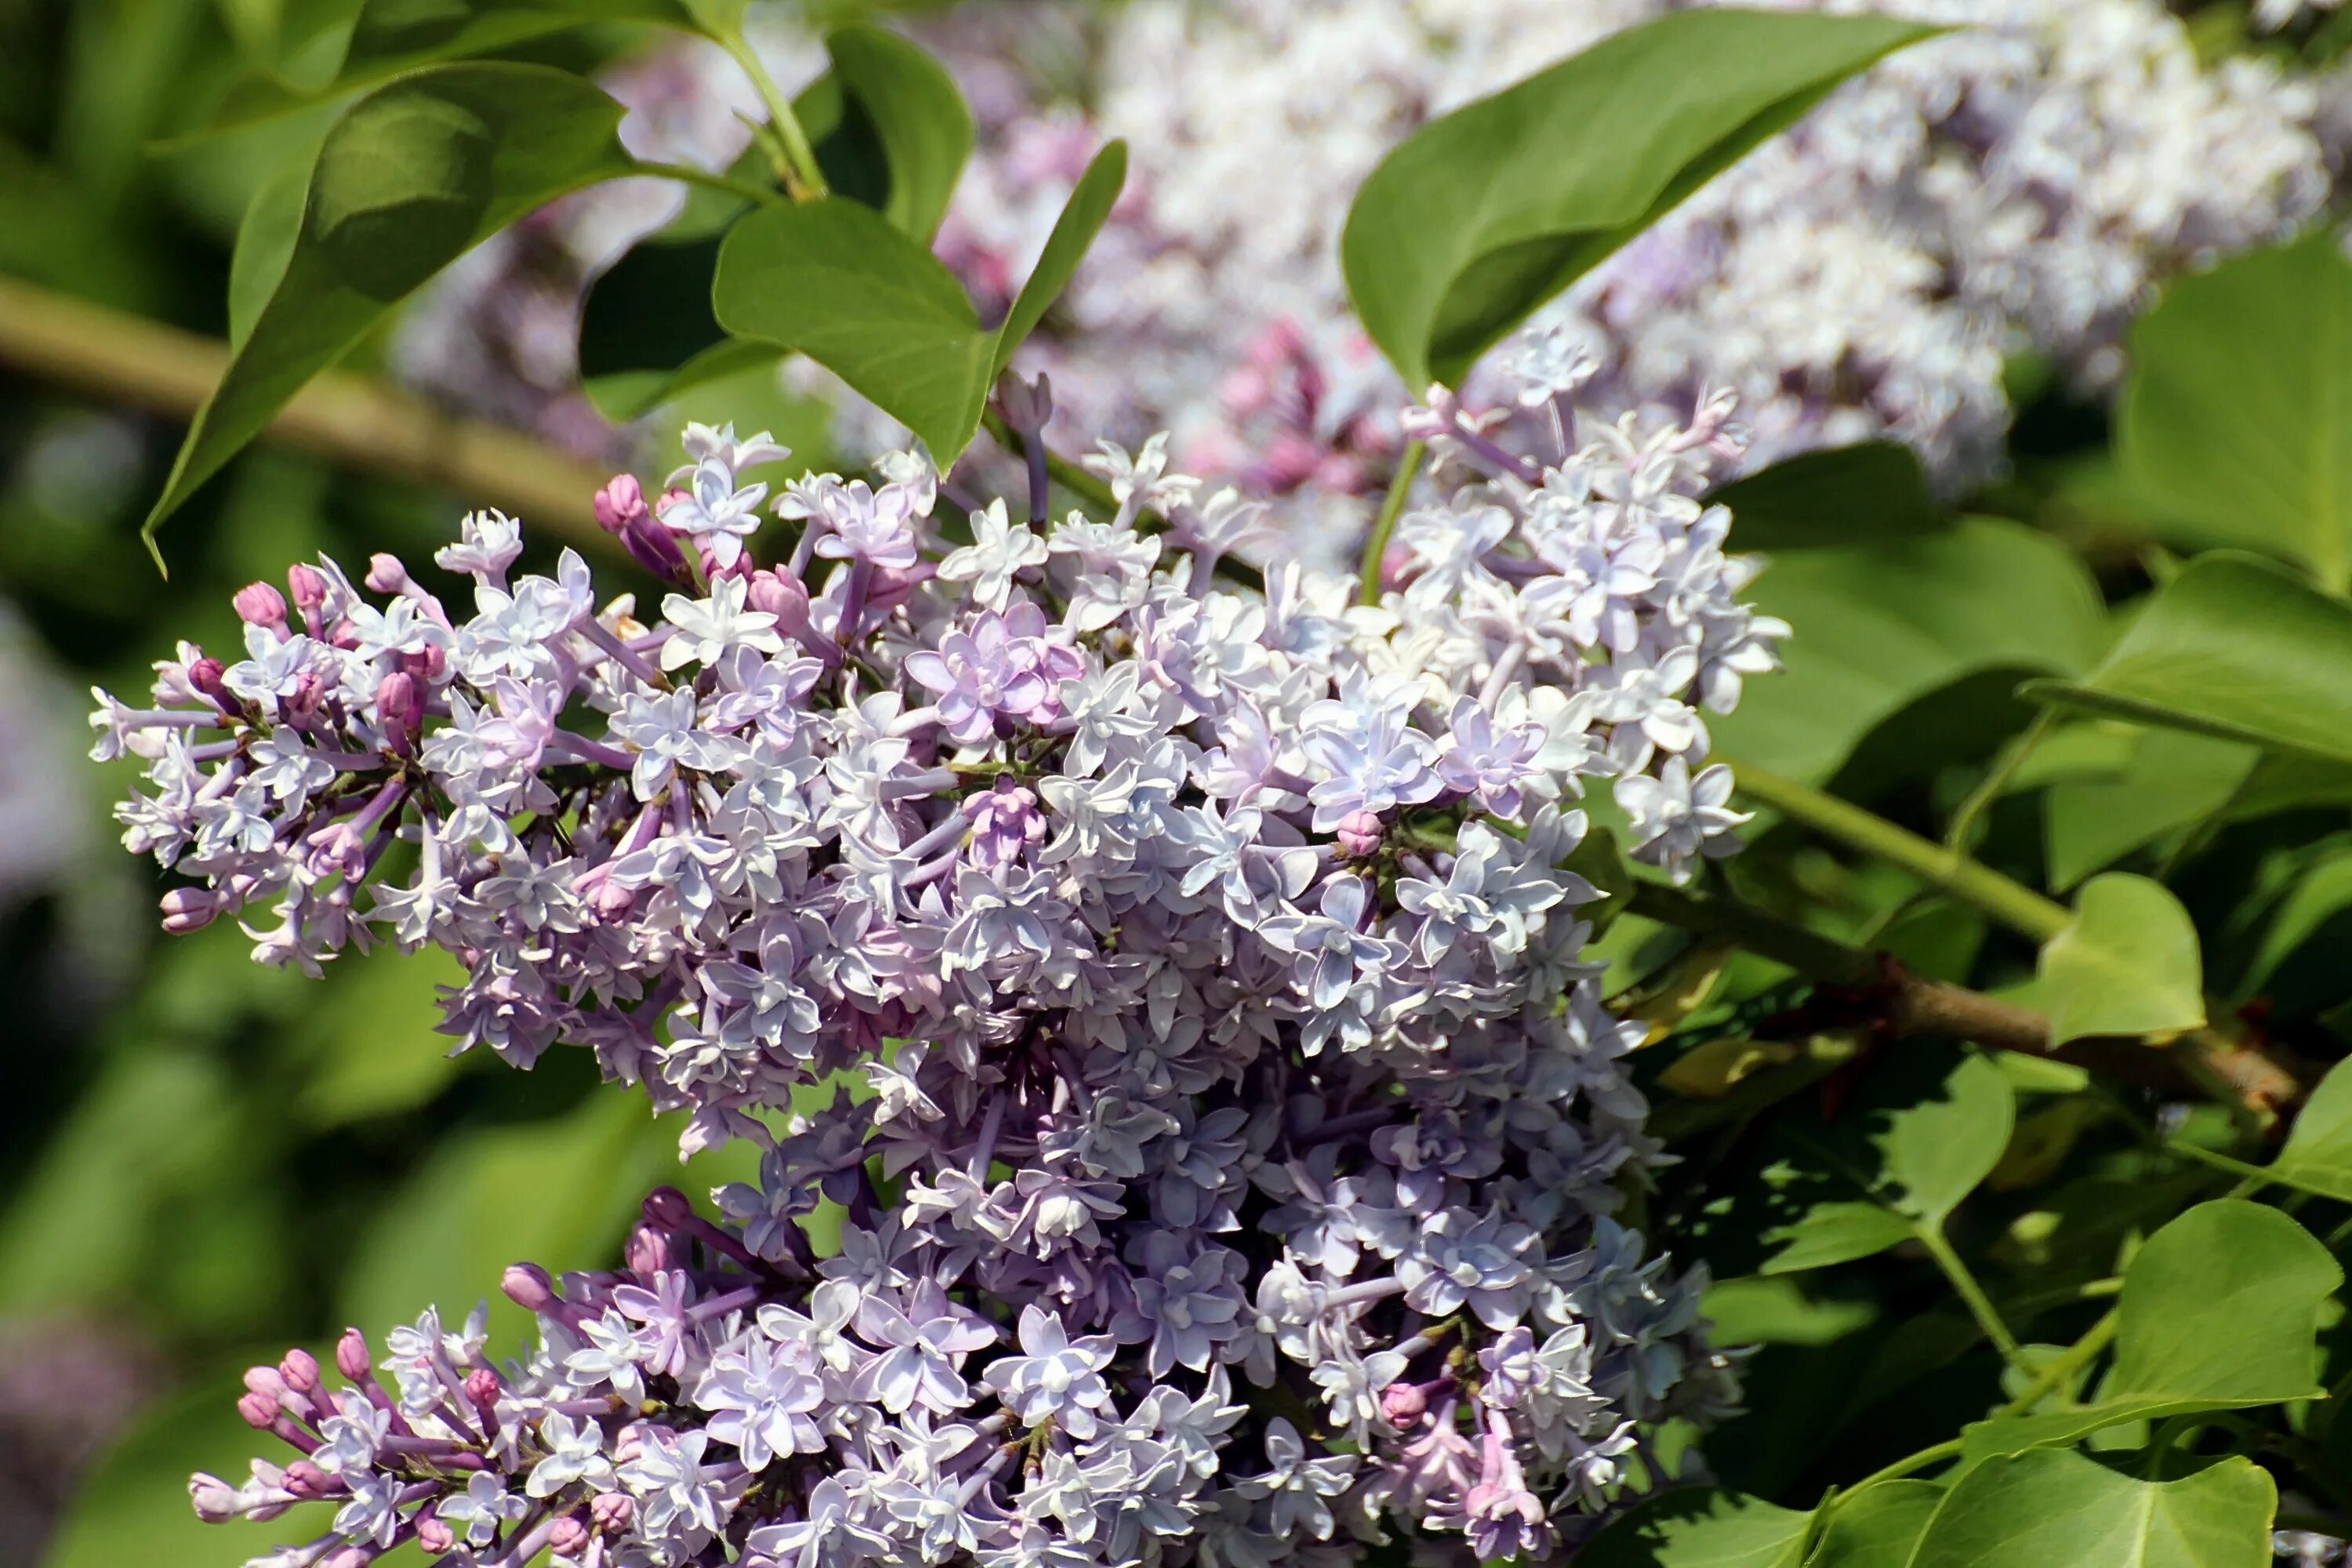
[1914, 1449, 2274, 1567]
[145, 64, 637, 559]
[991, 140, 1126, 378]
[2024, 553, 2352, 768]
[2267, 1058, 2352, 1203]
[2119, 234, 2352, 590]
[826, 23, 974, 242]
[1711, 518, 2104, 785]
[1813, 1480, 1944, 1568]
[1579, 1486, 1813, 1568]
[1704, 441, 1943, 551]
[1965, 1200, 2337, 1459]
[227, 144, 314, 346]
[1341, 9, 1934, 387]
[2034, 874, 2205, 1044]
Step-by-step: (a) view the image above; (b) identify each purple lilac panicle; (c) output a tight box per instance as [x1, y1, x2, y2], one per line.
[103, 388, 1770, 1566]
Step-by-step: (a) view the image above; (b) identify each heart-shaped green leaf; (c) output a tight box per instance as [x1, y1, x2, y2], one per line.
[1964, 1200, 2337, 1460]
[2024, 553, 2352, 768]
[1341, 9, 1935, 388]
[1914, 1449, 2274, 1567]
[2265, 1057, 2352, 1203]
[2119, 234, 2352, 591]
[143, 63, 638, 563]
[2034, 873, 2205, 1045]
[1579, 1486, 1813, 1568]
[826, 23, 975, 244]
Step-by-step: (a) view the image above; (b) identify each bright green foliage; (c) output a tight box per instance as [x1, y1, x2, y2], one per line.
[1341, 9, 1934, 387]
[1811, 1479, 1944, 1566]
[1964, 1200, 2337, 1459]
[2264, 1057, 2352, 1201]
[714, 142, 1126, 462]
[2120, 235, 2352, 590]
[1761, 1201, 1917, 1275]
[2035, 874, 2205, 1044]
[1710, 518, 2103, 784]
[826, 24, 975, 243]
[1578, 1486, 1814, 1568]
[2024, 553, 2352, 766]
[143, 63, 638, 558]
[1912, 1450, 2275, 1567]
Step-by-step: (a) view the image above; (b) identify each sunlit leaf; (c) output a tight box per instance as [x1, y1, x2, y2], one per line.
[2266, 1058, 2352, 1203]
[1813, 1480, 1944, 1568]
[1579, 1486, 1813, 1568]
[1915, 1449, 2274, 1567]
[1341, 9, 1934, 387]
[1761, 1200, 1915, 1274]
[2034, 874, 2205, 1045]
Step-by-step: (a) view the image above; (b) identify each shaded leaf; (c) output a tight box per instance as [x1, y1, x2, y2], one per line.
[2035, 874, 2205, 1044]
[1711, 518, 2104, 785]
[1965, 1200, 2337, 1460]
[146, 64, 637, 557]
[2267, 1058, 2352, 1203]
[2024, 553, 2352, 768]
[1813, 1480, 1944, 1568]
[1914, 1449, 2274, 1567]
[1578, 1486, 1813, 1568]
[1341, 9, 1933, 387]
[1704, 441, 1943, 551]
[826, 23, 973, 242]
[2119, 234, 2352, 590]
[2044, 728, 2257, 893]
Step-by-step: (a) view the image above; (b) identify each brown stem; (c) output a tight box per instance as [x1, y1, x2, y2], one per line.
[0, 274, 618, 555]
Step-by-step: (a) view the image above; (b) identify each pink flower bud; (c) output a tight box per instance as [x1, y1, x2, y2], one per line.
[287, 564, 329, 612]
[376, 672, 418, 728]
[623, 1222, 677, 1276]
[1336, 809, 1384, 858]
[464, 1367, 502, 1421]
[160, 887, 220, 935]
[867, 561, 935, 615]
[1381, 1381, 1428, 1425]
[365, 554, 410, 595]
[189, 1472, 242, 1523]
[594, 474, 648, 535]
[415, 1509, 456, 1555]
[234, 581, 289, 629]
[336, 1327, 372, 1381]
[700, 542, 752, 582]
[401, 644, 446, 684]
[280, 1348, 321, 1395]
[642, 1187, 691, 1230]
[284, 671, 326, 724]
[244, 1365, 289, 1401]
[590, 1491, 635, 1533]
[746, 568, 811, 634]
[282, 1461, 332, 1500]
[590, 879, 635, 922]
[237, 1390, 279, 1430]
[503, 1261, 557, 1312]
[324, 1547, 374, 1568]
[550, 1514, 590, 1558]
[187, 657, 228, 702]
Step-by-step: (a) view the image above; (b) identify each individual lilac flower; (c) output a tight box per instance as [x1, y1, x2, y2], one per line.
[436, 508, 524, 583]
[938, 499, 1048, 611]
[680, 421, 790, 474]
[662, 457, 770, 569]
[1300, 701, 1443, 832]
[437, 1469, 529, 1548]
[1233, 1417, 1355, 1540]
[853, 1283, 998, 1414]
[800, 477, 923, 570]
[1616, 757, 1747, 884]
[1436, 697, 1548, 819]
[661, 575, 785, 670]
[1259, 875, 1398, 1011]
[1400, 1209, 1541, 1329]
[696, 1336, 826, 1468]
[620, 1426, 728, 1539]
[610, 688, 742, 800]
[989, 1305, 1117, 1438]
[904, 613, 1054, 746]
[1128, 1247, 1248, 1377]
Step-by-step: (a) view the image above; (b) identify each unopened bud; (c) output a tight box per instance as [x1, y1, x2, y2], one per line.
[642, 1187, 692, 1230]
[376, 672, 419, 729]
[280, 1348, 321, 1395]
[550, 1514, 590, 1558]
[364, 554, 410, 595]
[336, 1327, 372, 1381]
[590, 879, 635, 922]
[244, 1366, 289, 1401]
[623, 1222, 676, 1277]
[287, 564, 329, 612]
[746, 568, 811, 634]
[160, 887, 221, 935]
[415, 1510, 456, 1555]
[503, 1261, 557, 1313]
[590, 1491, 635, 1534]
[324, 1547, 374, 1568]
[464, 1367, 502, 1421]
[282, 1461, 332, 1500]
[1381, 1381, 1428, 1425]
[996, 369, 1054, 434]
[234, 581, 289, 629]
[237, 1390, 279, 1430]
[401, 644, 447, 684]
[1336, 808, 1384, 858]
[189, 1473, 241, 1523]
[187, 657, 229, 702]
[594, 474, 648, 535]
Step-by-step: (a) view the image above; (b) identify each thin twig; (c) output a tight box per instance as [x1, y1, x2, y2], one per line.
[1359, 439, 1426, 605]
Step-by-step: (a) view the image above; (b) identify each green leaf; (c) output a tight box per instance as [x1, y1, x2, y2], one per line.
[1578, 1486, 1813, 1568]
[826, 23, 973, 242]
[1965, 1200, 2338, 1460]
[1761, 1200, 1916, 1275]
[1704, 441, 1943, 551]
[1812, 1480, 1945, 1568]
[145, 63, 637, 561]
[2119, 234, 2352, 590]
[2267, 1058, 2352, 1203]
[1710, 518, 2105, 785]
[2045, 729, 2257, 892]
[713, 194, 991, 459]
[289, 949, 472, 1127]
[226, 146, 314, 347]
[2024, 553, 2352, 768]
[990, 140, 1126, 379]
[713, 143, 1126, 462]
[2034, 874, 2205, 1045]
[1914, 1449, 2274, 1568]
[1340, 9, 1934, 388]
[190, 0, 694, 138]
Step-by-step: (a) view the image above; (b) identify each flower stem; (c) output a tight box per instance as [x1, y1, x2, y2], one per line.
[1992, 1308, 2118, 1420]
[1726, 757, 2071, 942]
[1359, 440, 1426, 605]
[1917, 1221, 2027, 1370]
[1944, 707, 2054, 853]
[632, 159, 786, 211]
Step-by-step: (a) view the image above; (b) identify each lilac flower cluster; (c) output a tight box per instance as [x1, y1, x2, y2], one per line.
[100, 386, 1765, 1566]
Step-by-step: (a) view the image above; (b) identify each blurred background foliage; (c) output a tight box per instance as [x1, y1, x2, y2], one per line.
[5, 0, 2352, 1564]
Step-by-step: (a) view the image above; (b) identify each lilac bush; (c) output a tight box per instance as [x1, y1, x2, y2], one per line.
[94, 365, 1771, 1566]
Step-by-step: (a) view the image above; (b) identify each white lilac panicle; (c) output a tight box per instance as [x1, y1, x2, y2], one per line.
[103, 387, 1769, 1566]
